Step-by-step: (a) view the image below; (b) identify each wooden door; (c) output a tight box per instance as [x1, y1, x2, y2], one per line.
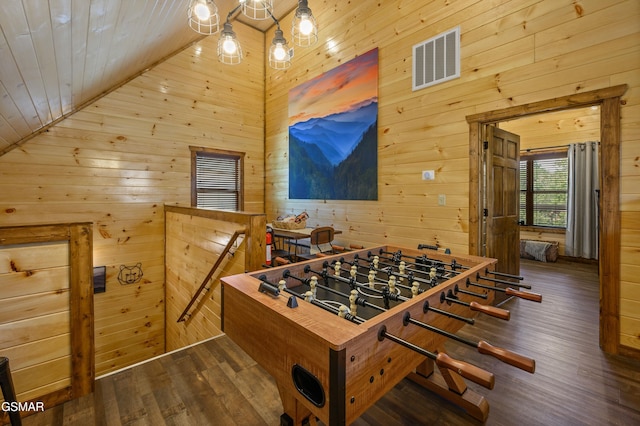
[484, 126, 520, 303]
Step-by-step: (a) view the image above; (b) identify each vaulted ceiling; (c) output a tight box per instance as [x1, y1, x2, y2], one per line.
[0, 0, 297, 156]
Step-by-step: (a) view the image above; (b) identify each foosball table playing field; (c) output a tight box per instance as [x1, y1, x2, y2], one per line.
[220, 245, 542, 425]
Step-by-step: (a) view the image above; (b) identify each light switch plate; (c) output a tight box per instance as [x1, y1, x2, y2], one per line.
[422, 170, 435, 180]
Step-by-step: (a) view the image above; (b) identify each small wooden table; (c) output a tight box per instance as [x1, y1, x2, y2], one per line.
[270, 226, 342, 259]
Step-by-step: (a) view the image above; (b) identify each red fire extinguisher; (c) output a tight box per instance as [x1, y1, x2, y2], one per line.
[266, 229, 272, 266]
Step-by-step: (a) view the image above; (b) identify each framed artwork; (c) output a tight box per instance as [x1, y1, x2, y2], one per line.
[288, 48, 378, 200]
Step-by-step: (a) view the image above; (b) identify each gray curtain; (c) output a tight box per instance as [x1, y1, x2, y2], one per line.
[565, 142, 599, 259]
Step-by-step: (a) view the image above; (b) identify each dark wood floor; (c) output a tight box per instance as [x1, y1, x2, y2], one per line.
[19, 259, 640, 426]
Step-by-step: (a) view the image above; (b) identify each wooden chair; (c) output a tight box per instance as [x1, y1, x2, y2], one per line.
[298, 227, 339, 260]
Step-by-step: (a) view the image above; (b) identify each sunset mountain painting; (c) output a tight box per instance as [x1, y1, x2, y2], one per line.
[288, 48, 378, 200]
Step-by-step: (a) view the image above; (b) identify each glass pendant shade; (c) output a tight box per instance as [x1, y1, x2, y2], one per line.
[292, 0, 317, 47]
[239, 0, 274, 21]
[188, 0, 220, 35]
[218, 22, 243, 65]
[269, 28, 291, 70]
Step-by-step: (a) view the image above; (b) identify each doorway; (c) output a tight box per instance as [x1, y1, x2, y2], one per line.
[466, 85, 627, 354]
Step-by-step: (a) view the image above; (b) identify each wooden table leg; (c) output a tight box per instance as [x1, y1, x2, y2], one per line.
[278, 384, 314, 426]
[408, 358, 490, 423]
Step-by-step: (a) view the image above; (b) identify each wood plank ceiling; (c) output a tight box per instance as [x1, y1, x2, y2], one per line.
[0, 0, 297, 156]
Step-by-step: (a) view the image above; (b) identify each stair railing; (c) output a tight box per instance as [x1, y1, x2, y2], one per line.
[177, 229, 245, 323]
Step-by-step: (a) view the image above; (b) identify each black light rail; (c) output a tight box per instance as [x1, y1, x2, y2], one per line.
[377, 325, 495, 390]
[401, 312, 535, 373]
[257, 274, 365, 324]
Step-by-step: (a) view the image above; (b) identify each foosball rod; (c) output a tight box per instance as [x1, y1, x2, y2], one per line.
[372, 252, 464, 277]
[366, 255, 456, 282]
[441, 289, 511, 320]
[283, 269, 386, 314]
[484, 268, 524, 280]
[337, 261, 488, 300]
[377, 325, 495, 390]
[376, 249, 469, 272]
[305, 263, 394, 298]
[258, 275, 364, 324]
[309, 263, 478, 325]
[402, 312, 535, 373]
[465, 278, 542, 303]
[476, 272, 532, 289]
[332, 261, 421, 294]
[364, 262, 439, 288]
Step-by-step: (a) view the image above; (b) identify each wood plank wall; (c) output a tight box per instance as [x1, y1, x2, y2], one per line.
[0, 223, 94, 422]
[500, 106, 601, 255]
[165, 206, 267, 352]
[0, 23, 265, 375]
[264, 0, 640, 352]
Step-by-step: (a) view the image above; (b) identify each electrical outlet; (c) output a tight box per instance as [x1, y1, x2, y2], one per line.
[422, 170, 435, 180]
[438, 194, 446, 206]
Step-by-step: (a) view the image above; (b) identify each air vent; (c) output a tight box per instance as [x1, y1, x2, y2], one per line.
[412, 27, 460, 91]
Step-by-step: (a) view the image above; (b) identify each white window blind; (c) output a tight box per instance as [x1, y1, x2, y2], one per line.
[195, 153, 241, 211]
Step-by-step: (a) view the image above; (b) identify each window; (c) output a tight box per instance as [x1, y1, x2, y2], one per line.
[519, 151, 568, 228]
[191, 147, 243, 211]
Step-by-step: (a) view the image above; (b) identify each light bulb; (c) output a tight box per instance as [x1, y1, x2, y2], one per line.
[273, 44, 286, 61]
[299, 17, 313, 36]
[223, 38, 237, 54]
[194, 3, 210, 21]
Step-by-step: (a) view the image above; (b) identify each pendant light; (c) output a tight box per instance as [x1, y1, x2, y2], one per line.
[187, 0, 318, 69]
[218, 22, 243, 65]
[187, 0, 220, 35]
[269, 27, 291, 70]
[239, 0, 274, 21]
[291, 0, 318, 47]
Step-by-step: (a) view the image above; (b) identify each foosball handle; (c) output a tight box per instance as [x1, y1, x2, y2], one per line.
[435, 352, 495, 390]
[469, 301, 510, 320]
[505, 287, 543, 303]
[477, 340, 536, 373]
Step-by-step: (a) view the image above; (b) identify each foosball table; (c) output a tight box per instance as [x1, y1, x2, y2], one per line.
[220, 245, 541, 425]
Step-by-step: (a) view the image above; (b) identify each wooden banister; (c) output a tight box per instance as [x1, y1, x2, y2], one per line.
[177, 229, 245, 323]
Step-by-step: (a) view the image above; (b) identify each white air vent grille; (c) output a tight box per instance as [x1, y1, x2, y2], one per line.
[413, 27, 460, 91]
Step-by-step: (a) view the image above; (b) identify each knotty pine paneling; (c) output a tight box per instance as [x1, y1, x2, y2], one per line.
[164, 209, 264, 353]
[264, 0, 640, 351]
[0, 21, 265, 375]
[0, 241, 71, 403]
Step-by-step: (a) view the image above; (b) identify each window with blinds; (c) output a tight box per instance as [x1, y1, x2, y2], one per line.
[191, 147, 243, 211]
[519, 151, 568, 228]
